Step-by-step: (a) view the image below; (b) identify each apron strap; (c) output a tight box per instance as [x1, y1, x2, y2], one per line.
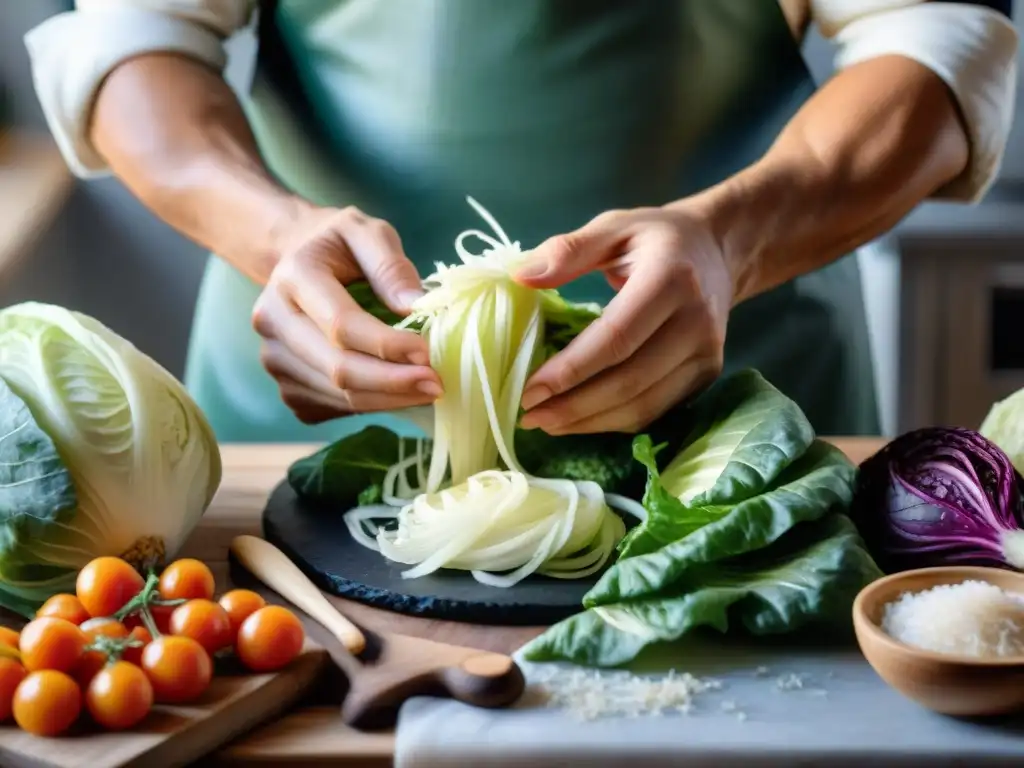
[253, 0, 346, 174]
[256, 0, 279, 43]
[256, 0, 290, 93]
[254, 0, 317, 125]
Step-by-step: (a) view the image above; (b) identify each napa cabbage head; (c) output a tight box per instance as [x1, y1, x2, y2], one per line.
[0, 303, 221, 615]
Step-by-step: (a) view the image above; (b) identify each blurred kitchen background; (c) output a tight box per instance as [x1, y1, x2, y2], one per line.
[1, 2, 1023, 438]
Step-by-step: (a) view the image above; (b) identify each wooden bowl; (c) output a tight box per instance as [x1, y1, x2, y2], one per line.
[853, 566, 1024, 717]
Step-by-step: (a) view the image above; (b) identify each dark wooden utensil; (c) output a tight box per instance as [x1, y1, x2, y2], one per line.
[229, 535, 526, 729]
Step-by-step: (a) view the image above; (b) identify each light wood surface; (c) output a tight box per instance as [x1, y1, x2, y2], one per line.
[0, 132, 73, 280]
[198, 437, 885, 767]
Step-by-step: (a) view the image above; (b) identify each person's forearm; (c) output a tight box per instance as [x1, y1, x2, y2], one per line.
[90, 53, 309, 283]
[684, 54, 970, 304]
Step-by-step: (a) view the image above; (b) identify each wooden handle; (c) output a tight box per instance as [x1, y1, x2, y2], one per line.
[230, 535, 366, 655]
[340, 643, 525, 729]
[440, 651, 526, 708]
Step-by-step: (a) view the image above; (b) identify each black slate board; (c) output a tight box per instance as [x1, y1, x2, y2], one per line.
[262, 480, 621, 625]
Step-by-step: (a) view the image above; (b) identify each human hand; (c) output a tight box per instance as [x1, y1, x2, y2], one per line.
[514, 205, 736, 435]
[252, 205, 444, 425]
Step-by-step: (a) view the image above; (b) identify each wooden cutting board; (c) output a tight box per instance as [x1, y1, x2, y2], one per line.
[0, 641, 329, 768]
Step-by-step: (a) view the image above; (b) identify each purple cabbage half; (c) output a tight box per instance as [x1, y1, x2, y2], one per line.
[851, 427, 1024, 574]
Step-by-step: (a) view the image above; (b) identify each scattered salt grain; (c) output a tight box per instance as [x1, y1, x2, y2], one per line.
[881, 580, 1024, 658]
[534, 664, 830, 722]
[775, 673, 807, 691]
[533, 667, 722, 721]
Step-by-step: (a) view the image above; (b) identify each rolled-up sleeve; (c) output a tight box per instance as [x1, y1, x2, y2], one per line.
[24, 1, 253, 179]
[811, 0, 1019, 202]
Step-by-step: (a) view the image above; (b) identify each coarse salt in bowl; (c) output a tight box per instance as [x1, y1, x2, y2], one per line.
[880, 579, 1024, 659]
[853, 566, 1024, 716]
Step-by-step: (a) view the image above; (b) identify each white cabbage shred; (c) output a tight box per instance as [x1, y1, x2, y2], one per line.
[344, 198, 634, 587]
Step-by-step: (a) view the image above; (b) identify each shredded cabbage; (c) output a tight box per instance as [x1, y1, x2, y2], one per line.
[349, 472, 627, 587]
[345, 198, 635, 586]
[397, 197, 541, 491]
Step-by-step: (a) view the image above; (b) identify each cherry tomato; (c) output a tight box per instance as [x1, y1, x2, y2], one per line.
[159, 559, 215, 602]
[76, 557, 144, 618]
[36, 594, 90, 625]
[123, 626, 152, 667]
[218, 589, 266, 635]
[19, 618, 86, 673]
[0, 658, 27, 721]
[236, 606, 304, 673]
[86, 661, 153, 731]
[13, 670, 81, 736]
[0, 627, 19, 650]
[141, 636, 212, 703]
[80, 617, 129, 642]
[170, 599, 233, 655]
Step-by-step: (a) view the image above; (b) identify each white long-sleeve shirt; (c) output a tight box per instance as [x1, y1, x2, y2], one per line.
[23, 0, 1020, 202]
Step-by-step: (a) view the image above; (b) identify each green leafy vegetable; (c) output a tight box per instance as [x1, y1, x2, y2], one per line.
[357, 483, 384, 506]
[658, 369, 814, 508]
[617, 435, 854, 561]
[514, 428, 642, 497]
[287, 426, 425, 505]
[536, 291, 602, 356]
[522, 514, 881, 667]
[518, 370, 876, 667]
[587, 439, 857, 605]
[615, 371, 818, 558]
[346, 281, 408, 327]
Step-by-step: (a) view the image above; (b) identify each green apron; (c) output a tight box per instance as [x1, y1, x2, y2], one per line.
[185, 0, 880, 442]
